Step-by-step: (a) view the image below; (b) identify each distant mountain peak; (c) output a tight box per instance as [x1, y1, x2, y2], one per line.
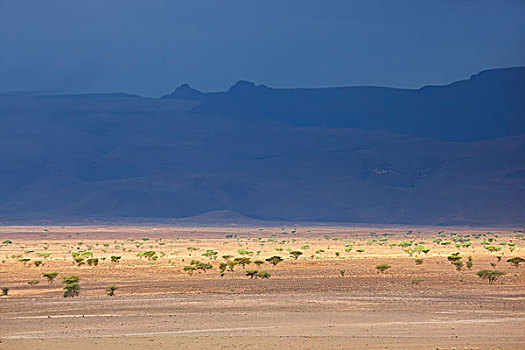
[161, 83, 203, 100]
[228, 80, 270, 94]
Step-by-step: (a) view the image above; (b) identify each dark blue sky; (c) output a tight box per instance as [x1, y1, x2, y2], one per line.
[1, 0, 524, 97]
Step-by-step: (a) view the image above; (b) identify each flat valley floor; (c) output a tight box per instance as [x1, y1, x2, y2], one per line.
[0, 225, 524, 349]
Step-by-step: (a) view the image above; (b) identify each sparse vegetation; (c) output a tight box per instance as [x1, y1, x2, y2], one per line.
[106, 285, 118, 296]
[375, 264, 391, 273]
[476, 270, 504, 283]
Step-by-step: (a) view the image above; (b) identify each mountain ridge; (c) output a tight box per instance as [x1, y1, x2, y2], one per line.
[0, 67, 523, 225]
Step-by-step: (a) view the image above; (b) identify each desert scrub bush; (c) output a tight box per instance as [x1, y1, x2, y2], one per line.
[1, 287, 9, 296]
[62, 274, 81, 298]
[253, 260, 264, 267]
[452, 261, 464, 271]
[86, 258, 99, 266]
[476, 270, 504, 283]
[339, 270, 345, 277]
[375, 264, 391, 273]
[43, 272, 58, 284]
[447, 253, 462, 262]
[266, 256, 283, 266]
[188, 260, 213, 273]
[507, 257, 525, 267]
[202, 250, 218, 259]
[289, 251, 303, 260]
[237, 249, 253, 255]
[73, 256, 85, 266]
[356, 249, 365, 253]
[485, 245, 502, 253]
[110, 256, 121, 263]
[414, 258, 423, 265]
[257, 270, 271, 279]
[219, 262, 228, 276]
[233, 257, 251, 268]
[28, 280, 39, 285]
[183, 265, 198, 275]
[466, 256, 473, 270]
[245, 269, 259, 279]
[34, 260, 43, 267]
[222, 255, 234, 260]
[106, 285, 118, 296]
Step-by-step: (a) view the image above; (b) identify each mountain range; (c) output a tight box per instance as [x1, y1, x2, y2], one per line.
[1, 67, 524, 225]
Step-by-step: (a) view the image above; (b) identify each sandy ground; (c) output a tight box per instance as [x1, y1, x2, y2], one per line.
[0, 225, 524, 349]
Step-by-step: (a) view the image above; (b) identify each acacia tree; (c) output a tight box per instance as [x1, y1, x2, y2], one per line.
[476, 270, 504, 283]
[289, 251, 303, 260]
[245, 269, 259, 279]
[266, 256, 283, 266]
[233, 257, 251, 269]
[253, 260, 265, 267]
[507, 257, 525, 268]
[42, 272, 59, 284]
[62, 274, 81, 298]
[183, 265, 198, 276]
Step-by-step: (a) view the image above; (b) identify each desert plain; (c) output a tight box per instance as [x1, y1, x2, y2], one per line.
[0, 224, 524, 350]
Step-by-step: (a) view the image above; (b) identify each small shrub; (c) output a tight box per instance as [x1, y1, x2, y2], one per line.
[452, 261, 463, 271]
[1, 287, 9, 296]
[466, 256, 473, 270]
[257, 270, 271, 279]
[414, 258, 423, 265]
[476, 270, 504, 283]
[106, 285, 118, 296]
[245, 269, 259, 279]
[376, 264, 391, 273]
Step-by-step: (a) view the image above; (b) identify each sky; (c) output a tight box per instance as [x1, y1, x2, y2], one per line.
[0, 0, 524, 97]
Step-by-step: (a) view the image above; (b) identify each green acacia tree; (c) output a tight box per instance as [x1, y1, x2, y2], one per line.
[42, 272, 58, 284]
[233, 257, 251, 269]
[476, 270, 504, 283]
[289, 251, 303, 260]
[507, 257, 525, 268]
[245, 269, 259, 279]
[62, 274, 81, 298]
[266, 256, 283, 266]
